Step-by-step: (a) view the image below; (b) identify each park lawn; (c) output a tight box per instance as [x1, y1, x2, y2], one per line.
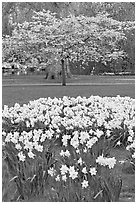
[2, 74, 135, 85]
[2, 75, 135, 107]
[2, 84, 135, 107]
[2, 75, 135, 202]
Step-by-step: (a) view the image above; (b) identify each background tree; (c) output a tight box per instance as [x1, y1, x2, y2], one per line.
[2, 2, 135, 78]
[3, 10, 132, 85]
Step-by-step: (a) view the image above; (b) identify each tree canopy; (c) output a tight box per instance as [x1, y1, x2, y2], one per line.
[3, 10, 134, 64]
[2, 2, 135, 84]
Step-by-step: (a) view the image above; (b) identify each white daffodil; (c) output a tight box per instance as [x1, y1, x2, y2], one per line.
[55, 175, 60, 181]
[106, 130, 111, 137]
[76, 149, 80, 154]
[128, 136, 133, 142]
[107, 157, 117, 169]
[60, 165, 69, 175]
[15, 143, 22, 150]
[26, 120, 30, 128]
[132, 152, 135, 159]
[60, 150, 70, 157]
[2, 131, 6, 137]
[128, 129, 134, 137]
[24, 141, 33, 151]
[60, 150, 65, 157]
[48, 167, 56, 177]
[96, 155, 116, 169]
[116, 141, 121, 146]
[89, 129, 94, 135]
[62, 174, 67, 182]
[34, 144, 43, 152]
[62, 135, 70, 147]
[78, 157, 83, 165]
[89, 167, 97, 176]
[18, 151, 26, 162]
[83, 148, 87, 153]
[82, 167, 87, 174]
[81, 180, 89, 188]
[86, 137, 98, 148]
[5, 132, 12, 143]
[64, 150, 71, 157]
[96, 129, 104, 138]
[28, 151, 35, 159]
[69, 166, 78, 180]
[70, 135, 79, 149]
[79, 131, 89, 144]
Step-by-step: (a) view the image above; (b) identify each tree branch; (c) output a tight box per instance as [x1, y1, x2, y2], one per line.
[64, 35, 90, 52]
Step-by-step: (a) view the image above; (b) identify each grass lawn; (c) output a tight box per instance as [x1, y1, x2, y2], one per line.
[2, 74, 135, 107]
[2, 74, 135, 84]
[2, 74, 135, 202]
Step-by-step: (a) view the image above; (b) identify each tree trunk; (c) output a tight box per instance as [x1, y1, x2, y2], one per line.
[65, 58, 72, 78]
[45, 60, 61, 80]
[61, 59, 66, 86]
[44, 56, 72, 82]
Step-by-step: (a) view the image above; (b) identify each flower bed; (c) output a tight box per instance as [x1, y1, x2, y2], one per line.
[2, 95, 135, 201]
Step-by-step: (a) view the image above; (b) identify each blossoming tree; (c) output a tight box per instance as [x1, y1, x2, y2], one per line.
[2, 10, 134, 85]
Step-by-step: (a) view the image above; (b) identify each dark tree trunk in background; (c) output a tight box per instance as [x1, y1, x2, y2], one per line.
[61, 59, 66, 86]
[66, 58, 72, 78]
[44, 57, 72, 81]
